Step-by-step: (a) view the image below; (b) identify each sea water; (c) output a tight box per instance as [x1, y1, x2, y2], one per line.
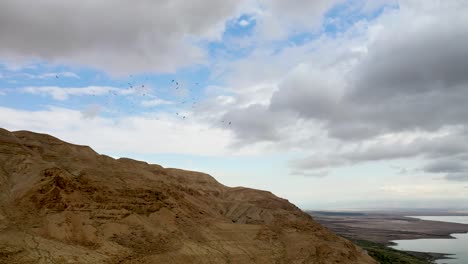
[390, 216, 468, 264]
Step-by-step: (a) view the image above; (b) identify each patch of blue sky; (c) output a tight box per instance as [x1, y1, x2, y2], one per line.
[324, 0, 399, 36]
[205, 14, 257, 61]
[0, 58, 216, 116]
[268, 31, 320, 56]
[1, 3, 401, 117]
[0, 92, 48, 111]
[226, 14, 257, 37]
[270, 1, 399, 55]
[0, 12, 260, 116]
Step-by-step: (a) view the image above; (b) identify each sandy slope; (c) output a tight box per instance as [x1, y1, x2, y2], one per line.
[0, 128, 375, 264]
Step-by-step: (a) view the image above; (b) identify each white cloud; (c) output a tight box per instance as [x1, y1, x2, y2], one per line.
[59, 72, 80, 79]
[23, 71, 79, 79]
[238, 19, 250, 27]
[0, 0, 356, 75]
[141, 98, 174, 107]
[20, 86, 134, 100]
[206, 1, 468, 181]
[254, 0, 341, 40]
[0, 106, 234, 156]
[0, 0, 247, 75]
[2, 0, 468, 208]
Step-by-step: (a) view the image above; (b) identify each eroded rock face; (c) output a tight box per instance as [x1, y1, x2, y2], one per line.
[0, 128, 376, 264]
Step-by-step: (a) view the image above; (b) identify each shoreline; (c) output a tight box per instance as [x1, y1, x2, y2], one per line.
[404, 251, 455, 263]
[390, 231, 468, 263]
[308, 212, 468, 263]
[308, 213, 468, 244]
[389, 240, 456, 262]
[390, 217, 468, 263]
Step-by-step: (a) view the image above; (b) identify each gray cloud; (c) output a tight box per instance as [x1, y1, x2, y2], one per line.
[345, 134, 468, 163]
[290, 132, 468, 173]
[289, 170, 329, 178]
[5, 0, 467, 184]
[269, 12, 468, 140]
[422, 156, 468, 182]
[423, 160, 467, 174]
[0, 0, 243, 74]
[216, 2, 468, 180]
[256, 0, 397, 40]
[221, 104, 293, 144]
[335, 4, 468, 138]
[390, 165, 412, 175]
[81, 105, 101, 119]
[270, 65, 343, 120]
[445, 173, 468, 182]
[0, 0, 348, 75]
[291, 156, 347, 171]
[257, 0, 339, 39]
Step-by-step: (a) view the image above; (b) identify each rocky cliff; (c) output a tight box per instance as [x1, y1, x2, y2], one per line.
[0, 128, 375, 264]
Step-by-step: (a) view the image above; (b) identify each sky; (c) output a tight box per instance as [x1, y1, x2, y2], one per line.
[1, 0, 468, 210]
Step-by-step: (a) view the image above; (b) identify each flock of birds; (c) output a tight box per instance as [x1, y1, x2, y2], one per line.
[55, 74, 232, 126]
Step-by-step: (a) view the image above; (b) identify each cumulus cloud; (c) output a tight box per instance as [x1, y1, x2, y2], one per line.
[3, 0, 468, 185]
[221, 104, 287, 144]
[212, 1, 468, 180]
[334, 1, 468, 137]
[270, 64, 345, 120]
[0, 0, 244, 74]
[267, 3, 468, 140]
[289, 130, 468, 178]
[0, 0, 353, 74]
[0, 106, 234, 156]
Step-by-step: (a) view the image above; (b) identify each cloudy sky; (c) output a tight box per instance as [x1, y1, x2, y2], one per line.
[1, 0, 468, 210]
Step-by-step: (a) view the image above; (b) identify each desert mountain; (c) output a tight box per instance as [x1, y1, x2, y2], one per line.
[0, 128, 375, 264]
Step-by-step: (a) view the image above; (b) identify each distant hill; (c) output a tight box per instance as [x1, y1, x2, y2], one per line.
[0, 128, 375, 264]
[308, 211, 367, 217]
